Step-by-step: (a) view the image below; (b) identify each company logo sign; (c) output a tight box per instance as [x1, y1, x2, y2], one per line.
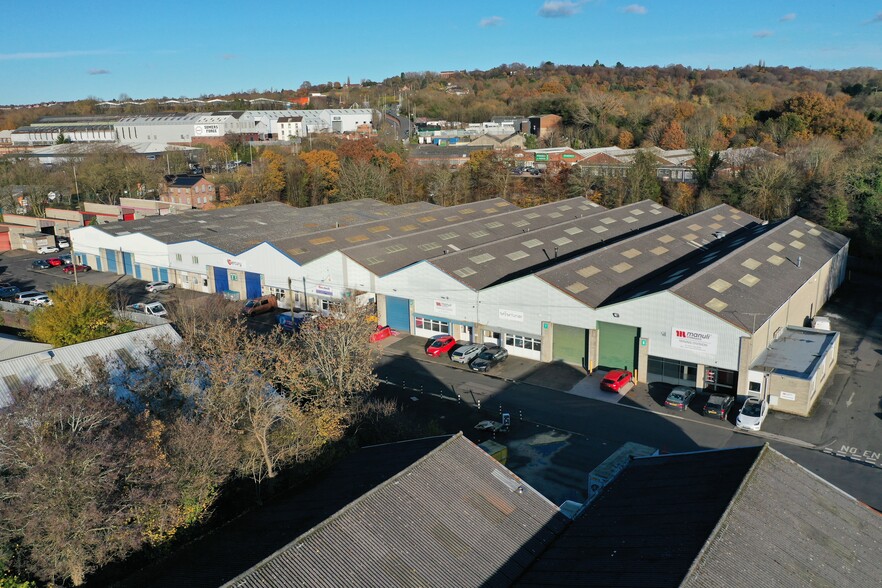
[671, 327, 718, 355]
[433, 299, 455, 315]
[315, 284, 334, 297]
[498, 308, 524, 322]
[194, 124, 222, 136]
[225, 258, 245, 269]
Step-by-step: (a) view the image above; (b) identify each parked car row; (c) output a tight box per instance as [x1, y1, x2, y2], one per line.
[424, 335, 510, 372]
[31, 254, 89, 275]
[660, 385, 769, 430]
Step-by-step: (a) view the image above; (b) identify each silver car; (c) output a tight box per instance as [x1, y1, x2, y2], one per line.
[451, 343, 486, 364]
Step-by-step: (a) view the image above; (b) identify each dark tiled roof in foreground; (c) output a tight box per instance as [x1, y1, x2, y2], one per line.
[224, 433, 567, 588]
[274, 198, 517, 264]
[118, 436, 452, 588]
[343, 197, 604, 276]
[431, 200, 679, 290]
[538, 205, 762, 308]
[517, 444, 882, 588]
[94, 200, 436, 254]
[516, 446, 762, 588]
[671, 216, 850, 333]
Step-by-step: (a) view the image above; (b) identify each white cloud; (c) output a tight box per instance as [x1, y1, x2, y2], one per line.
[480, 16, 504, 27]
[0, 49, 112, 61]
[538, 1, 585, 18]
[753, 30, 774, 38]
[88, 68, 110, 75]
[779, 12, 796, 22]
[623, 4, 647, 15]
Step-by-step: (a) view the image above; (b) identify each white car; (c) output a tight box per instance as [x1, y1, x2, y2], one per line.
[146, 281, 174, 293]
[29, 294, 53, 307]
[37, 245, 60, 254]
[736, 397, 769, 431]
[451, 343, 486, 364]
[127, 301, 168, 317]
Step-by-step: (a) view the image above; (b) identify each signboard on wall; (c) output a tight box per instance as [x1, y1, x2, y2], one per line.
[434, 299, 455, 315]
[671, 327, 718, 355]
[498, 308, 524, 322]
[225, 258, 245, 269]
[194, 124, 222, 136]
[315, 284, 335, 297]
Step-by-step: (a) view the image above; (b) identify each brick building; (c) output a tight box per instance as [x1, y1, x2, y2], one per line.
[162, 175, 217, 209]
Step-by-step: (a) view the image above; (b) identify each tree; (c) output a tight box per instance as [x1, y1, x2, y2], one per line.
[739, 158, 798, 220]
[524, 134, 539, 149]
[691, 144, 722, 192]
[337, 160, 391, 201]
[0, 379, 174, 586]
[297, 299, 379, 411]
[27, 284, 133, 346]
[659, 120, 687, 149]
[299, 150, 340, 204]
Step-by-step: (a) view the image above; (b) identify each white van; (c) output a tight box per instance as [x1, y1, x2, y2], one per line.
[14, 291, 45, 305]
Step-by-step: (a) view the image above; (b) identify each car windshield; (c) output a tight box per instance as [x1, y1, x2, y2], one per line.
[669, 393, 685, 402]
[477, 351, 494, 360]
[430, 339, 446, 347]
[742, 401, 762, 417]
[244, 301, 257, 308]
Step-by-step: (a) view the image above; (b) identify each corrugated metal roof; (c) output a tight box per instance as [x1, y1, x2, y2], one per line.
[670, 216, 850, 332]
[538, 205, 763, 308]
[430, 200, 678, 290]
[0, 324, 181, 407]
[224, 433, 567, 588]
[0, 333, 52, 361]
[274, 198, 516, 264]
[343, 197, 605, 276]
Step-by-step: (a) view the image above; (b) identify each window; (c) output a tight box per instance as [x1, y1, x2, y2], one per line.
[230, 274, 238, 281]
[175, 253, 182, 262]
[748, 381, 762, 392]
[505, 334, 541, 352]
[415, 317, 450, 334]
[192, 256, 199, 264]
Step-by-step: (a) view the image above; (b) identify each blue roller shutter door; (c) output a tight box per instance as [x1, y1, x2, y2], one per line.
[152, 267, 159, 282]
[122, 252, 134, 276]
[385, 296, 411, 332]
[104, 250, 117, 273]
[244, 271, 262, 300]
[159, 268, 169, 282]
[213, 266, 230, 294]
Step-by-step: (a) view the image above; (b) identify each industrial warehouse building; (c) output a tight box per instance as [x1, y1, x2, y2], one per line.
[70, 196, 848, 410]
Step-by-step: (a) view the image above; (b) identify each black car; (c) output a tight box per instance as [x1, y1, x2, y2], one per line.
[470, 345, 509, 372]
[702, 394, 735, 420]
[0, 285, 20, 300]
[31, 259, 51, 269]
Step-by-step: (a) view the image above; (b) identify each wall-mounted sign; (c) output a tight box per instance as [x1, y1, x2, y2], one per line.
[225, 258, 245, 269]
[498, 308, 524, 322]
[434, 299, 455, 315]
[562, 153, 576, 159]
[315, 284, 334, 297]
[194, 124, 222, 136]
[535, 153, 549, 161]
[671, 327, 718, 355]
[779, 391, 796, 401]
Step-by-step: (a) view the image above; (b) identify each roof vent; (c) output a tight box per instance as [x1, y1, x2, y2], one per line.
[712, 231, 727, 239]
[37, 350, 55, 363]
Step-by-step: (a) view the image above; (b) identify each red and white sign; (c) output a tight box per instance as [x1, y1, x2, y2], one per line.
[671, 327, 718, 355]
[433, 299, 455, 315]
[225, 258, 245, 269]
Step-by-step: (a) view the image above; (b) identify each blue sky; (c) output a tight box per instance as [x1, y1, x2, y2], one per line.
[2, 1, 881, 105]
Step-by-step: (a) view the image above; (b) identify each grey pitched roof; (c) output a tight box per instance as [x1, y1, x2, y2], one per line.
[224, 433, 567, 588]
[537, 205, 763, 308]
[517, 444, 882, 588]
[0, 324, 181, 407]
[274, 198, 518, 264]
[670, 216, 849, 332]
[343, 197, 605, 276]
[120, 435, 452, 588]
[90, 200, 435, 255]
[680, 446, 882, 588]
[166, 174, 208, 188]
[430, 200, 679, 290]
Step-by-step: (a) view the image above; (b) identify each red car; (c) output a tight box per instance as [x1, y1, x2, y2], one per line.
[62, 264, 91, 274]
[425, 335, 457, 357]
[46, 258, 65, 267]
[600, 370, 633, 392]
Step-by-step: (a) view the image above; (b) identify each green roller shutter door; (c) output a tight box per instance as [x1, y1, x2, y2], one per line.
[552, 324, 587, 367]
[597, 321, 639, 372]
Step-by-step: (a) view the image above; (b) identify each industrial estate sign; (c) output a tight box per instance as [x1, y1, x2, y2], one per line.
[194, 124, 222, 136]
[433, 299, 456, 315]
[314, 284, 335, 297]
[671, 327, 718, 355]
[498, 308, 524, 322]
